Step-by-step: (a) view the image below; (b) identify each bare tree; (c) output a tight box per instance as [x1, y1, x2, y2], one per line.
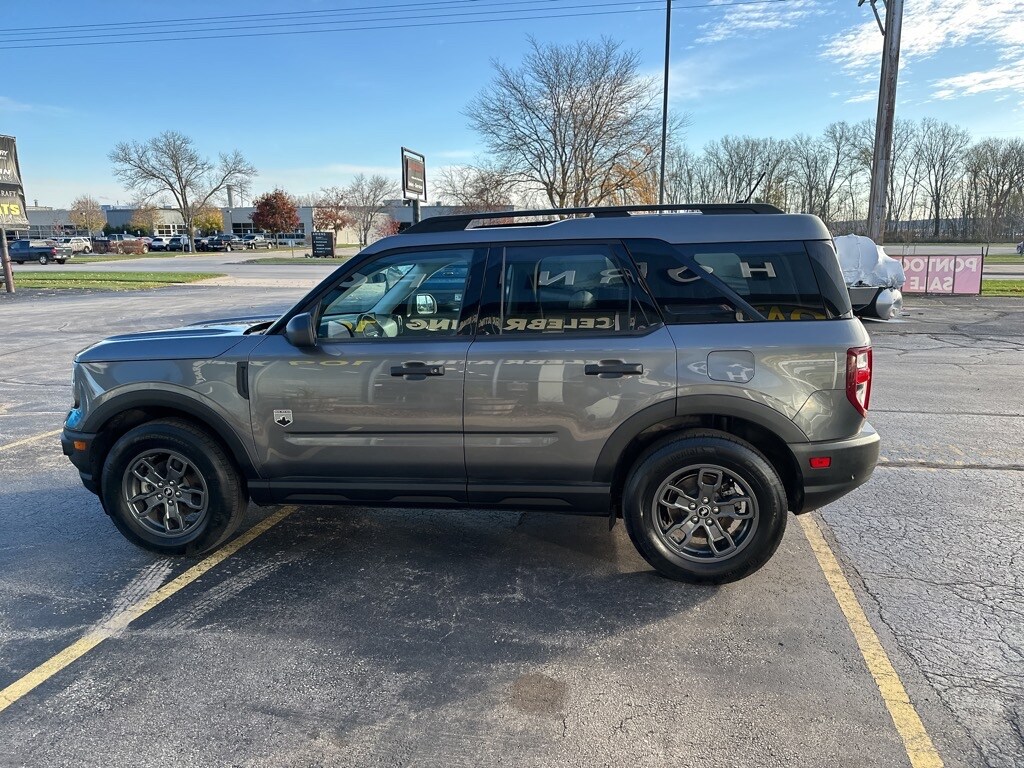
[68, 194, 106, 236]
[345, 174, 398, 246]
[312, 186, 357, 243]
[467, 37, 665, 209]
[109, 131, 256, 251]
[964, 138, 1024, 244]
[436, 161, 518, 210]
[916, 119, 972, 238]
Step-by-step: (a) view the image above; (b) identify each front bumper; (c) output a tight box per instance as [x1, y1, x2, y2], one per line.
[61, 427, 101, 495]
[789, 423, 880, 513]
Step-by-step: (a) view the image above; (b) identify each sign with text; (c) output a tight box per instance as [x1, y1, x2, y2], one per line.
[0, 135, 29, 228]
[893, 254, 984, 295]
[401, 147, 426, 201]
[311, 231, 335, 258]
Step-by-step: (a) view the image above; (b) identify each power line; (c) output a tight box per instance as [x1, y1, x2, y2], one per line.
[1, 0, 668, 43]
[0, 0, 797, 50]
[2, 0, 568, 36]
[2, 0, 552, 33]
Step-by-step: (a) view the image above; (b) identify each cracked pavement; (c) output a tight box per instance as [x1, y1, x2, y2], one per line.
[822, 296, 1024, 768]
[0, 287, 1018, 766]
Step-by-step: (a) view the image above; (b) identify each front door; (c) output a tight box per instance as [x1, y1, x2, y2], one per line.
[248, 245, 485, 502]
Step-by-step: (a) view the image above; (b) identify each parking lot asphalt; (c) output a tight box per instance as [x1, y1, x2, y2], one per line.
[0, 286, 1019, 766]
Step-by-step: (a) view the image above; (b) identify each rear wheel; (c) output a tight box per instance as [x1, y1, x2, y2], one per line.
[623, 432, 787, 583]
[101, 419, 247, 555]
[38, 254, 49, 265]
[56, 258, 66, 265]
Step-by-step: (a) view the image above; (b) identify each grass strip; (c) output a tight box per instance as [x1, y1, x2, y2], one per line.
[13, 271, 224, 291]
[981, 279, 1024, 297]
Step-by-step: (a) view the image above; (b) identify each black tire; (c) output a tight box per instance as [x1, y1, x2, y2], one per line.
[84, 247, 92, 254]
[226, 245, 233, 252]
[38, 254, 49, 265]
[100, 418, 247, 556]
[622, 430, 787, 584]
[15, 260, 24, 265]
[56, 259, 66, 265]
[142, 245, 149, 254]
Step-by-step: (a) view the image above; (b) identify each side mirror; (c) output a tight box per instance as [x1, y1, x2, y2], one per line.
[285, 312, 317, 348]
[414, 293, 437, 316]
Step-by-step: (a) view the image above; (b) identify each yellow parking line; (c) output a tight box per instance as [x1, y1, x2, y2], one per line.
[0, 429, 62, 453]
[799, 515, 944, 768]
[0, 505, 297, 715]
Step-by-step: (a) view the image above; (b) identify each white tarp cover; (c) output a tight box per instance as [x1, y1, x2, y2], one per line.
[833, 234, 906, 289]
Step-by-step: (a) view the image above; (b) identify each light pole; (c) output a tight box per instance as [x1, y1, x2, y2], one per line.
[658, 0, 672, 206]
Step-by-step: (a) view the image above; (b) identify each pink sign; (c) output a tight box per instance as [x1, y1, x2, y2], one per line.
[893, 254, 983, 295]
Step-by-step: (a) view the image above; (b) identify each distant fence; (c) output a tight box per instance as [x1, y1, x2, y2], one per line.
[890, 254, 985, 295]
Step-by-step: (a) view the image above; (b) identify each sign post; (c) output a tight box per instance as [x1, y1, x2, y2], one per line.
[0, 135, 30, 294]
[401, 147, 426, 225]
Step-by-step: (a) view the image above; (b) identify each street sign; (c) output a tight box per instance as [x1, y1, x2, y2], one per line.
[401, 147, 426, 201]
[311, 231, 335, 258]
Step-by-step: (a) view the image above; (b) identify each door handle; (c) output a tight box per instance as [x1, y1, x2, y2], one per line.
[390, 361, 445, 380]
[584, 360, 644, 378]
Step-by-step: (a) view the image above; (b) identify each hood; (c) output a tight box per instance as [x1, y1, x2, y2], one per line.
[75, 318, 272, 363]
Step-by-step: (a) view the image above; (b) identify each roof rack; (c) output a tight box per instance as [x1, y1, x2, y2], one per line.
[402, 203, 783, 235]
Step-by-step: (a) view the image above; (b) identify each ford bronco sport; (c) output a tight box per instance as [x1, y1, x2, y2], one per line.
[62, 204, 879, 583]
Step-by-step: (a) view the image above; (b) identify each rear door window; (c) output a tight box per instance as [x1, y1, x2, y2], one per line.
[480, 243, 659, 335]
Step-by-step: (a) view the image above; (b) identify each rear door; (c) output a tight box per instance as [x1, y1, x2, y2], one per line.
[248, 245, 486, 501]
[464, 241, 677, 511]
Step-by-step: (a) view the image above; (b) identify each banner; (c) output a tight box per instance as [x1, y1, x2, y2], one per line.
[892, 254, 984, 295]
[0, 135, 29, 228]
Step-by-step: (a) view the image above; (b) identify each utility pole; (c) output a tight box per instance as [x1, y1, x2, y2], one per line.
[1, 225, 14, 294]
[658, 0, 672, 205]
[863, 0, 904, 244]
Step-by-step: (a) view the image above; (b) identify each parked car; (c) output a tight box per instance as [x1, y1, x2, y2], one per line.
[56, 236, 93, 255]
[207, 234, 243, 252]
[62, 203, 879, 584]
[104, 234, 150, 255]
[194, 236, 212, 252]
[166, 236, 191, 252]
[150, 237, 168, 252]
[242, 234, 274, 250]
[10, 239, 61, 265]
[1017, 241, 1022, 255]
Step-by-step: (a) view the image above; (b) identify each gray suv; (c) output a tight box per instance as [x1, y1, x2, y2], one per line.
[61, 204, 879, 583]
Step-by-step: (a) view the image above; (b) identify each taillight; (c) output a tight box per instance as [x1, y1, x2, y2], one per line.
[846, 346, 872, 417]
[51, 247, 57, 255]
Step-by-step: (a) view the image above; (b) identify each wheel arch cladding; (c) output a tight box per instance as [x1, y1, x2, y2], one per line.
[597, 398, 805, 514]
[84, 391, 261, 482]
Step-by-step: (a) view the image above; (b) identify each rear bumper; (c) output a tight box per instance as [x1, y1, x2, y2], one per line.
[789, 423, 880, 513]
[61, 427, 101, 495]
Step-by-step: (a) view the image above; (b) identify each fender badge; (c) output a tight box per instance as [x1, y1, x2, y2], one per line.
[273, 409, 293, 427]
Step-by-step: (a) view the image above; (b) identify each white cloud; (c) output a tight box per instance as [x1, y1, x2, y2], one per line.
[697, 1, 822, 44]
[845, 90, 876, 104]
[0, 96, 67, 115]
[932, 57, 1024, 100]
[823, 0, 1024, 100]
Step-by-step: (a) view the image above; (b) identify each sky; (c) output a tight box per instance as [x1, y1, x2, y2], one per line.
[1, 0, 1022, 208]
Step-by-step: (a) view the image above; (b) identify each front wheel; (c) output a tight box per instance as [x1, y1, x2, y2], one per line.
[101, 419, 247, 555]
[623, 432, 787, 584]
[56, 259, 67, 265]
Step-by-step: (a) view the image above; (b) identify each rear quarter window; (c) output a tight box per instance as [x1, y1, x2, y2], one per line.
[626, 239, 847, 323]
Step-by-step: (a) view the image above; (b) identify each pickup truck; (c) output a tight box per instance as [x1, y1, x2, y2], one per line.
[9, 239, 61, 265]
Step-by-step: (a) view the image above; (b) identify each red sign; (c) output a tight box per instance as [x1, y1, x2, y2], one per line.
[892, 254, 983, 295]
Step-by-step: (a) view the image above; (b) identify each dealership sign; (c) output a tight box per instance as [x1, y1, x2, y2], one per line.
[401, 147, 426, 201]
[0, 135, 29, 228]
[892, 254, 984, 295]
